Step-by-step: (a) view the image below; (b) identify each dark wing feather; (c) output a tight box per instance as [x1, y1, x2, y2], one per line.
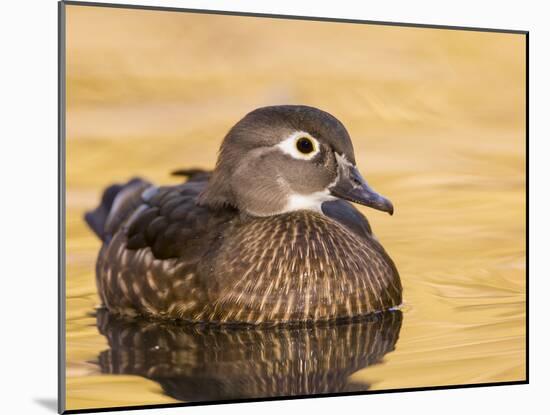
[123, 173, 237, 260]
[321, 200, 372, 240]
[85, 178, 151, 242]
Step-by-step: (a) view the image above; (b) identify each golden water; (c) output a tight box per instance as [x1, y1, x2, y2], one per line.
[64, 5, 526, 411]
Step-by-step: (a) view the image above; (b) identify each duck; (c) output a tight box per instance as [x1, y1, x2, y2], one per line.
[85, 105, 402, 325]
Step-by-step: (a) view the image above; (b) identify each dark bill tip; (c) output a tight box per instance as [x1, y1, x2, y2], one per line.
[330, 165, 394, 215]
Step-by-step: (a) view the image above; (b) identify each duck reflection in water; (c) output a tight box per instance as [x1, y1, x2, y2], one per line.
[95, 309, 402, 402]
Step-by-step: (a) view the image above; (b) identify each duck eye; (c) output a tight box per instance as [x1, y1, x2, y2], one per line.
[296, 137, 314, 154]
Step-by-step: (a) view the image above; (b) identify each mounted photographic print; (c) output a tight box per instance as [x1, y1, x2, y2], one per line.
[58, 1, 528, 413]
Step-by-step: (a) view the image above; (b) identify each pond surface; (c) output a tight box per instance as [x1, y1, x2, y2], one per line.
[64, 5, 526, 411]
[95, 310, 402, 402]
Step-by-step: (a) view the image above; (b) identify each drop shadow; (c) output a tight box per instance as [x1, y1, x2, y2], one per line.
[34, 398, 57, 412]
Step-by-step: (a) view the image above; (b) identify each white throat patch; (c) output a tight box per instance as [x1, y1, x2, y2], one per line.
[275, 175, 337, 214]
[270, 145, 353, 215]
[283, 190, 336, 213]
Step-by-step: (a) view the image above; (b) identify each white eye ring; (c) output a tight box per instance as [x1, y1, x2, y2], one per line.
[276, 131, 320, 160]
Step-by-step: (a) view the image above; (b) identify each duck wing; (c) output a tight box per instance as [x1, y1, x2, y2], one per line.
[124, 179, 234, 260]
[85, 177, 152, 243]
[84, 169, 235, 259]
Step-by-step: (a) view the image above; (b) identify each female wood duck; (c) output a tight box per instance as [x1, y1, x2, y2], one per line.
[85, 105, 402, 325]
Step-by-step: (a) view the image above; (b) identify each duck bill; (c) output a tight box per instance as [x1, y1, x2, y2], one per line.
[329, 165, 394, 215]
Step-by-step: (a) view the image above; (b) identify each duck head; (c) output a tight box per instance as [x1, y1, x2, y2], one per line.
[199, 105, 393, 217]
